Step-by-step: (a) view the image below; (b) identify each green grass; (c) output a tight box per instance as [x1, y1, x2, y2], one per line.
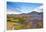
[15, 25, 24, 30]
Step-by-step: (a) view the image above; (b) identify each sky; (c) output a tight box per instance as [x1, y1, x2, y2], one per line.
[7, 2, 43, 14]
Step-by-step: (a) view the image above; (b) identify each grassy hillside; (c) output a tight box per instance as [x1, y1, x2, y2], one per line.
[7, 14, 43, 30]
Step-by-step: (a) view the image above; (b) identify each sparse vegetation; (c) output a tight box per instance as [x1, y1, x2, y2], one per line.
[7, 13, 43, 30]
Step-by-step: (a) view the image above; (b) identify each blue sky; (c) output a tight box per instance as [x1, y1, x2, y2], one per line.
[7, 2, 43, 14]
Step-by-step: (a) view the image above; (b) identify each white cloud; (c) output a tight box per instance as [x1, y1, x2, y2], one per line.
[7, 6, 43, 14]
[7, 9, 22, 14]
[32, 6, 43, 12]
[7, 11, 21, 14]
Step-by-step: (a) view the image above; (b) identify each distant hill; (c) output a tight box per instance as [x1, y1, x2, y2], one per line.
[7, 11, 43, 21]
[7, 11, 43, 28]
